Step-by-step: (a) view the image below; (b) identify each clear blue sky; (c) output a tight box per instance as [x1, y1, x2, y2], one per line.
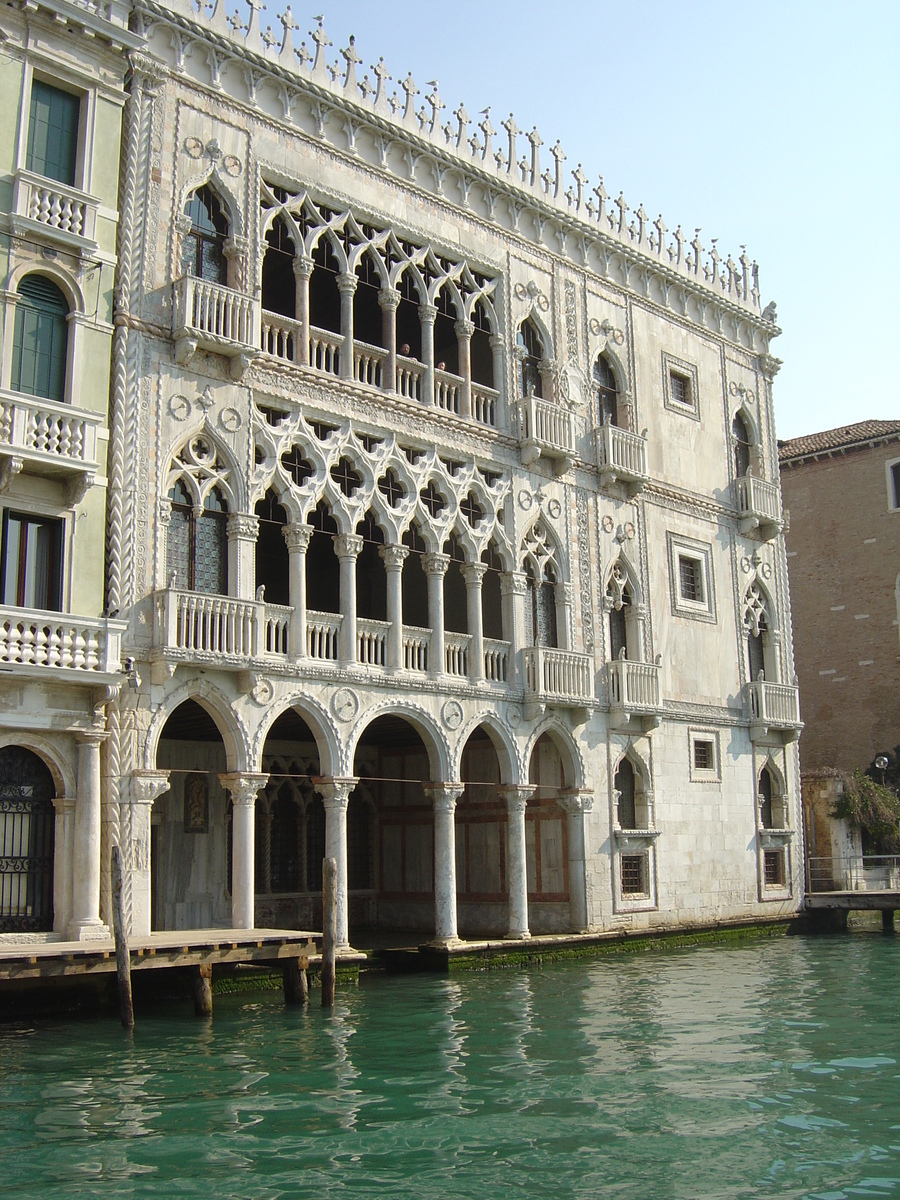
[257, 1, 898, 440]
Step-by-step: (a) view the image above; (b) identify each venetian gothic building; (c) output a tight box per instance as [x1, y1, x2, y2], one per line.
[0, 0, 802, 945]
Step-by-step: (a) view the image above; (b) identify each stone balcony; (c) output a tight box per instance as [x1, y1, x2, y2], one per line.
[0, 390, 101, 502]
[747, 679, 802, 745]
[523, 646, 593, 719]
[518, 395, 575, 473]
[606, 659, 662, 733]
[733, 475, 784, 540]
[172, 276, 259, 378]
[258, 313, 501, 429]
[150, 590, 511, 689]
[0, 605, 125, 683]
[595, 424, 648, 496]
[11, 170, 100, 258]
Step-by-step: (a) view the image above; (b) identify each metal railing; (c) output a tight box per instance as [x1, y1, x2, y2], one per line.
[523, 646, 593, 704]
[806, 855, 900, 894]
[0, 606, 123, 674]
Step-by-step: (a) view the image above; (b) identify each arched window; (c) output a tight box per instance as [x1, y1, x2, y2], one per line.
[733, 412, 752, 478]
[261, 214, 296, 318]
[615, 758, 637, 829]
[594, 356, 618, 426]
[0, 746, 55, 932]
[529, 562, 558, 648]
[166, 479, 228, 594]
[517, 319, 543, 398]
[11, 275, 69, 402]
[758, 765, 774, 829]
[181, 186, 228, 283]
[743, 582, 770, 682]
[606, 564, 632, 660]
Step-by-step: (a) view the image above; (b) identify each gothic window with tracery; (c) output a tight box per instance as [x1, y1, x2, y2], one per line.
[615, 758, 637, 829]
[606, 563, 632, 660]
[733, 412, 752, 478]
[523, 522, 560, 648]
[166, 437, 231, 594]
[517, 319, 544, 398]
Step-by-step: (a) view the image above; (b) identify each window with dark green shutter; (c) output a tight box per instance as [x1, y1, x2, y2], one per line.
[11, 275, 69, 402]
[26, 80, 80, 186]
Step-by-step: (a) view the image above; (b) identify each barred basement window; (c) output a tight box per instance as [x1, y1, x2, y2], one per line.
[621, 853, 647, 895]
[693, 740, 714, 771]
[764, 848, 785, 887]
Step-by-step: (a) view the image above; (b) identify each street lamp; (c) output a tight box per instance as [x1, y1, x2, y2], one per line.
[875, 755, 889, 786]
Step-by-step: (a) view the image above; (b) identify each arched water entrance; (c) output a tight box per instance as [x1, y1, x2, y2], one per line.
[527, 733, 571, 932]
[353, 715, 433, 935]
[153, 700, 229, 931]
[457, 726, 505, 937]
[0, 746, 55, 933]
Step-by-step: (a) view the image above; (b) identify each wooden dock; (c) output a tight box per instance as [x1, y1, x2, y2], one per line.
[0, 928, 366, 1017]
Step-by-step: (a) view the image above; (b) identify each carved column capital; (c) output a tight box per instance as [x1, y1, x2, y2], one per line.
[418, 302, 438, 325]
[334, 533, 364, 560]
[293, 254, 315, 280]
[461, 562, 487, 587]
[500, 570, 528, 597]
[422, 552, 451, 577]
[313, 776, 358, 810]
[498, 784, 536, 815]
[283, 522, 314, 552]
[219, 772, 269, 808]
[380, 543, 410, 570]
[227, 513, 259, 542]
[423, 782, 465, 813]
[132, 769, 171, 807]
[558, 788, 593, 815]
[378, 287, 401, 311]
[454, 318, 475, 339]
[336, 271, 358, 295]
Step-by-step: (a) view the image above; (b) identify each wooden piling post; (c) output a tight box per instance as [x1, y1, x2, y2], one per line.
[883, 909, 895, 933]
[283, 955, 309, 1005]
[110, 844, 134, 1030]
[194, 962, 213, 1016]
[322, 856, 337, 1008]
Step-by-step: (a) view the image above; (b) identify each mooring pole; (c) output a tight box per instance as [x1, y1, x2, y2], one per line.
[283, 954, 309, 1005]
[110, 844, 134, 1030]
[322, 856, 337, 1008]
[194, 963, 213, 1017]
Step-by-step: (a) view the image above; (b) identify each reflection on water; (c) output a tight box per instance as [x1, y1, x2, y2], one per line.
[2, 936, 900, 1199]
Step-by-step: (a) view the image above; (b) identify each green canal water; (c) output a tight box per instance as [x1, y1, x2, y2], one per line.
[1, 935, 899, 1200]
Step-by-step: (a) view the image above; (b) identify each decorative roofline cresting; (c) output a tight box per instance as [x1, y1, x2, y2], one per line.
[132, 0, 779, 346]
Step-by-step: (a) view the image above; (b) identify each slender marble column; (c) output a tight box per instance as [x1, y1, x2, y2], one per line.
[335, 533, 363, 666]
[500, 570, 529, 690]
[378, 287, 400, 392]
[337, 272, 358, 380]
[51, 795, 73, 936]
[380, 543, 408, 672]
[461, 562, 486, 684]
[455, 318, 474, 419]
[220, 773, 269, 930]
[68, 730, 109, 941]
[293, 254, 314, 366]
[227, 513, 259, 603]
[558, 789, 594, 932]
[422, 552, 450, 678]
[129, 770, 171, 938]
[490, 333, 506, 428]
[283, 522, 313, 659]
[499, 785, 535, 939]
[424, 783, 464, 945]
[314, 777, 357, 950]
[419, 302, 437, 407]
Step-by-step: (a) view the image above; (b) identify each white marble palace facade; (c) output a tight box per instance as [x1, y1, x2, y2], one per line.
[1, 0, 803, 946]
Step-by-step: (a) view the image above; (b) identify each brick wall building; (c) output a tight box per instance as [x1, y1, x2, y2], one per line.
[779, 421, 900, 774]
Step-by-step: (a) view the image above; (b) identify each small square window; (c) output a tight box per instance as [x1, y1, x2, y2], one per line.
[764, 848, 786, 887]
[678, 555, 704, 604]
[689, 729, 721, 781]
[668, 534, 716, 621]
[621, 853, 647, 896]
[662, 353, 700, 419]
